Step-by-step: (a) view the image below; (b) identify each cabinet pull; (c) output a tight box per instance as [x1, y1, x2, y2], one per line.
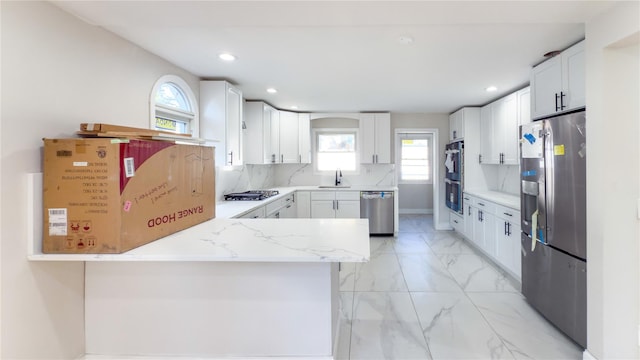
[372, 154, 375, 163]
[299, 154, 302, 163]
[286, 204, 292, 209]
[252, 215, 259, 219]
[453, 219, 458, 224]
[478, 202, 485, 206]
[333, 200, 336, 210]
[336, 200, 339, 210]
[560, 92, 567, 110]
[453, 130, 457, 139]
[507, 222, 512, 236]
[504, 221, 507, 235]
[229, 151, 233, 165]
[478, 154, 482, 164]
[464, 197, 470, 201]
[503, 212, 513, 217]
[555, 93, 560, 112]
[281, 154, 284, 163]
[376, 154, 379, 163]
[468, 206, 471, 216]
[271, 154, 276, 163]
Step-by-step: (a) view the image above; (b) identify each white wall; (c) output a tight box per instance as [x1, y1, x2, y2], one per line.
[391, 113, 449, 228]
[0, 2, 200, 358]
[585, 2, 640, 359]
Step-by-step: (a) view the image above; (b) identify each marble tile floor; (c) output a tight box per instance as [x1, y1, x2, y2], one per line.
[337, 214, 583, 360]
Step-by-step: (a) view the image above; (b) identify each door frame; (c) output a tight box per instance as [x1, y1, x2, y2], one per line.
[394, 128, 440, 227]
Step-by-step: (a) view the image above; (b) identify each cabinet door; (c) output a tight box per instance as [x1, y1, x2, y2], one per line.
[562, 41, 585, 111]
[336, 200, 360, 218]
[509, 222, 522, 279]
[296, 191, 311, 218]
[464, 202, 474, 240]
[279, 111, 299, 163]
[359, 114, 376, 164]
[518, 87, 531, 126]
[472, 208, 484, 249]
[226, 85, 243, 166]
[479, 104, 497, 164]
[298, 113, 311, 164]
[495, 219, 510, 267]
[531, 56, 562, 119]
[482, 212, 496, 257]
[374, 113, 391, 163]
[449, 110, 463, 141]
[243, 101, 266, 165]
[501, 93, 519, 165]
[311, 200, 336, 218]
[450, 212, 464, 233]
[269, 110, 280, 163]
[262, 105, 277, 164]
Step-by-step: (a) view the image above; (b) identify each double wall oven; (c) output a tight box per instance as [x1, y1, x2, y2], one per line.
[444, 140, 463, 213]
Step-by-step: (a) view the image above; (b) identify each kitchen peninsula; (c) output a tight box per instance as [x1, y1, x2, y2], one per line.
[27, 175, 370, 359]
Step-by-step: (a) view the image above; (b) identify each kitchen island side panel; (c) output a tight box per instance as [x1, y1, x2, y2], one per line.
[85, 261, 336, 357]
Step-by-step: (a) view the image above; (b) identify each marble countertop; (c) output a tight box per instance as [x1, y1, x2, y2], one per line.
[464, 190, 520, 210]
[218, 185, 398, 219]
[29, 218, 370, 263]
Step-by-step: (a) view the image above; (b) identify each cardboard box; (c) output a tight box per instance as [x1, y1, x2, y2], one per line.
[42, 138, 215, 254]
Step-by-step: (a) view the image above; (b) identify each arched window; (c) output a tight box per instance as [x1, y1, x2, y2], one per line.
[150, 75, 198, 136]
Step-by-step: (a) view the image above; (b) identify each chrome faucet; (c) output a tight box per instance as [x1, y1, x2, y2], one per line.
[335, 169, 343, 186]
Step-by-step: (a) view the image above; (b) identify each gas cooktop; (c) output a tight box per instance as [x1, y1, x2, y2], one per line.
[224, 190, 279, 201]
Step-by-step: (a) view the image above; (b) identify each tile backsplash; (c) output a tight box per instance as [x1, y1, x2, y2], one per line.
[273, 163, 396, 187]
[215, 163, 397, 200]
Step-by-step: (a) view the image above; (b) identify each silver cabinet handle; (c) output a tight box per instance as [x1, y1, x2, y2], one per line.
[228, 151, 233, 165]
[336, 200, 339, 210]
[281, 154, 284, 163]
[372, 154, 375, 163]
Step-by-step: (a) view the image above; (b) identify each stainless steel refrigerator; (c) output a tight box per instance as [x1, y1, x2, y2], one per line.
[519, 110, 586, 348]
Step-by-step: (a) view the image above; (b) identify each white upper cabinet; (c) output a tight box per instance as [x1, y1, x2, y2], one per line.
[279, 110, 299, 164]
[531, 40, 585, 120]
[518, 86, 531, 126]
[243, 101, 280, 164]
[298, 113, 311, 164]
[200, 80, 244, 166]
[449, 110, 464, 141]
[359, 113, 390, 164]
[479, 103, 498, 164]
[479, 89, 526, 165]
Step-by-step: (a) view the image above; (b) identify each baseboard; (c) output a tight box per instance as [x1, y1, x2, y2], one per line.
[399, 209, 433, 215]
[583, 349, 598, 360]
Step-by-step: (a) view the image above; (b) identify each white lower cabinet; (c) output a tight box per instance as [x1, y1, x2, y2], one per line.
[449, 211, 464, 233]
[296, 191, 311, 218]
[311, 191, 360, 219]
[458, 193, 521, 281]
[237, 206, 266, 219]
[494, 205, 521, 279]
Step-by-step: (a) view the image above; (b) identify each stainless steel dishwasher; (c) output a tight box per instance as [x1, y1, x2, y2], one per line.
[360, 191, 394, 235]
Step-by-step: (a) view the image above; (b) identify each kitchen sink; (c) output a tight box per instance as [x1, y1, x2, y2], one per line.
[318, 185, 351, 188]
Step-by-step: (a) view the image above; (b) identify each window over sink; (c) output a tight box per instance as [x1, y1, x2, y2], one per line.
[313, 129, 358, 172]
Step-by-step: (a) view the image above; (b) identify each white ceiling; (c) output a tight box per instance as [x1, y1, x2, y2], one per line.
[51, 1, 615, 114]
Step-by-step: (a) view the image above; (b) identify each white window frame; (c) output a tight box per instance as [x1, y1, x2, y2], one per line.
[312, 128, 360, 175]
[396, 131, 433, 185]
[149, 75, 199, 137]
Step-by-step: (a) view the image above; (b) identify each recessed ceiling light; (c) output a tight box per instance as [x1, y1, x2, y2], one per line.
[290, 106, 298, 110]
[486, 86, 498, 92]
[266, 88, 277, 94]
[219, 53, 236, 61]
[398, 36, 414, 45]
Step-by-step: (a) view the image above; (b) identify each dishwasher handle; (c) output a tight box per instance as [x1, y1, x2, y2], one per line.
[360, 191, 394, 200]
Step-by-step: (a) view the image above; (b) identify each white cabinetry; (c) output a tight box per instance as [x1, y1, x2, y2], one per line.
[531, 40, 585, 120]
[200, 81, 244, 166]
[298, 114, 311, 164]
[458, 193, 521, 281]
[266, 193, 296, 219]
[237, 206, 266, 219]
[359, 113, 390, 164]
[480, 93, 518, 165]
[449, 110, 464, 141]
[518, 86, 531, 126]
[310, 191, 360, 219]
[296, 191, 311, 218]
[449, 211, 464, 233]
[244, 101, 280, 164]
[279, 111, 300, 164]
[494, 205, 521, 278]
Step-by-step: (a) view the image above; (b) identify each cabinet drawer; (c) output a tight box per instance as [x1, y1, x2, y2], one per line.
[266, 198, 286, 215]
[450, 212, 464, 233]
[237, 206, 266, 219]
[472, 198, 496, 214]
[336, 191, 360, 201]
[495, 204, 520, 222]
[311, 191, 335, 201]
